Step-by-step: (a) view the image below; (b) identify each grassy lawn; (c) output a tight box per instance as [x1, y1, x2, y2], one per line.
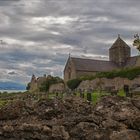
[117, 89, 125, 96]
[75, 91, 110, 104]
[75, 90, 126, 104]
[48, 93, 56, 99]
[48, 93, 63, 99]
[0, 89, 126, 107]
[47, 89, 126, 104]
[91, 92, 110, 104]
[0, 100, 9, 108]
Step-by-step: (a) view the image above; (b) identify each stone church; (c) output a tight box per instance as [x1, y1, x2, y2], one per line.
[64, 35, 140, 81]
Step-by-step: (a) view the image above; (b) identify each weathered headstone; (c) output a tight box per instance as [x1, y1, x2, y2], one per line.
[79, 89, 82, 98]
[56, 90, 58, 97]
[87, 89, 92, 102]
[87, 92, 92, 101]
[124, 85, 130, 97]
[81, 92, 84, 98]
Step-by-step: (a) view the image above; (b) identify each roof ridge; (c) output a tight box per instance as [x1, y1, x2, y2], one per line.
[71, 57, 109, 62]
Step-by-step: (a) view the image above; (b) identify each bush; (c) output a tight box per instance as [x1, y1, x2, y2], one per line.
[39, 76, 64, 92]
[39, 80, 50, 92]
[26, 82, 31, 90]
[80, 66, 140, 81]
[66, 67, 140, 91]
[67, 79, 82, 90]
[115, 67, 140, 80]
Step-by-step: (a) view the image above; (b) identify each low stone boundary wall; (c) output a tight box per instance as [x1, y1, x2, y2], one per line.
[77, 77, 140, 91]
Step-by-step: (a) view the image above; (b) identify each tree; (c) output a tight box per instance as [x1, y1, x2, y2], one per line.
[67, 78, 82, 90]
[133, 34, 140, 51]
[39, 80, 49, 92]
[39, 76, 64, 92]
[26, 82, 31, 90]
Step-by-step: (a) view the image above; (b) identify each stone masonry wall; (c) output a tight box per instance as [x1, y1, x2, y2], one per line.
[49, 83, 65, 93]
[77, 76, 140, 90]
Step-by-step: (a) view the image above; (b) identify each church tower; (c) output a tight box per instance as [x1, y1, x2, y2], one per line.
[109, 35, 131, 66]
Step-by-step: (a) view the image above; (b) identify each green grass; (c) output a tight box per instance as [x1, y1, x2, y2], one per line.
[0, 100, 8, 108]
[41, 90, 123, 101]
[91, 91, 110, 104]
[92, 92, 101, 104]
[75, 91, 110, 104]
[80, 66, 140, 81]
[48, 93, 56, 99]
[75, 90, 125, 104]
[48, 93, 64, 99]
[118, 89, 125, 96]
[0, 89, 126, 107]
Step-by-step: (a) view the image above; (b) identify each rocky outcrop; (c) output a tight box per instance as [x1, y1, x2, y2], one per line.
[0, 96, 139, 140]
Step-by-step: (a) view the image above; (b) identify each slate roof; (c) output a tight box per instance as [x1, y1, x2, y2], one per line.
[110, 36, 130, 49]
[71, 57, 119, 72]
[64, 37, 137, 74]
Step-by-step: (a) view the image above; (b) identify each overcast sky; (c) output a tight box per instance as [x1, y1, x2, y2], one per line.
[0, 0, 140, 85]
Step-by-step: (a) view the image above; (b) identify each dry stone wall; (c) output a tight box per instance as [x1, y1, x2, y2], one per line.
[77, 76, 140, 90]
[49, 83, 65, 93]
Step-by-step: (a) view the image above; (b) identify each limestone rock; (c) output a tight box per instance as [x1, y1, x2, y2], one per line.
[0, 96, 139, 140]
[110, 130, 140, 140]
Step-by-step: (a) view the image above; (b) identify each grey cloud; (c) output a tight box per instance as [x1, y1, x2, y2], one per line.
[0, 0, 139, 84]
[8, 71, 17, 75]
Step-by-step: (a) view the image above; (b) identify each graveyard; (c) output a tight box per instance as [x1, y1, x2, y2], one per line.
[0, 34, 140, 140]
[0, 0, 140, 139]
[0, 87, 139, 140]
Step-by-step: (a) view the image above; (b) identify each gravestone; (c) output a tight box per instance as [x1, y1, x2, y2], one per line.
[55, 90, 58, 97]
[124, 85, 130, 97]
[79, 89, 82, 98]
[81, 91, 84, 98]
[73, 89, 77, 95]
[87, 88, 92, 102]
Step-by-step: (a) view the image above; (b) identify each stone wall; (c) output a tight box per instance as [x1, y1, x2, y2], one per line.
[29, 76, 46, 93]
[109, 37, 130, 66]
[49, 83, 65, 93]
[29, 75, 64, 93]
[29, 81, 38, 92]
[77, 76, 140, 90]
[135, 56, 140, 66]
[64, 58, 77, 82]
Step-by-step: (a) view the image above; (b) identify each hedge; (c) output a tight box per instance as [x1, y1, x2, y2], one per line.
[81, 66, 140, 80]
[66, 67, 140, 89]
[67, 78, 82, 90]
